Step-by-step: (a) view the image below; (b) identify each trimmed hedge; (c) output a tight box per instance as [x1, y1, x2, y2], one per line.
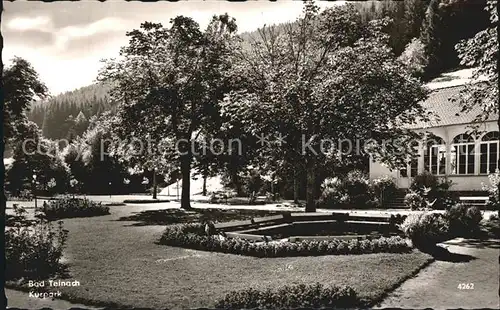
[42, 196, 110, 220]
[159, 223, 411, 257]
[215, 283, 359, 309]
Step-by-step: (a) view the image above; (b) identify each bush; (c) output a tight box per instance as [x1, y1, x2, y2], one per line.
[399, 213, 450, 249]
[318, 170, 378, 209]
[410, 172, 453, 209]
[318, 177, 344, 207]
[342, 170, 374, 207]
[215, 283, 359, 309]
[481, 214, 499, 238]
[445, 203, 482, 237]
[42, 196, 110, 220]
[6, 205, 69, 280]
[404, 191, 426, 210]
[159, 223, 411, 257]
[371, 175, 398, 206]
[483, 169, 500, 211]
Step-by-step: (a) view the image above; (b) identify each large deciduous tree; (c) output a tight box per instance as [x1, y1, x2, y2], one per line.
[2, 57, 65, 196]
[222, 3, 429, 212]
[98, 15, 239, 209]
[453, 0, 498, 130]
[3, 57, 48, 145]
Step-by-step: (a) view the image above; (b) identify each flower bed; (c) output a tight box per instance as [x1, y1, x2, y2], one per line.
[159, 223, 411, 257]
[42, 196, 110, 220]
[6, 205, 68, 280]
[215, 283, 360, 309]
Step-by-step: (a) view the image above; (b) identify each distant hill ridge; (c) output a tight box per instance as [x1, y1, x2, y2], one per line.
[28, 83, 115, 140]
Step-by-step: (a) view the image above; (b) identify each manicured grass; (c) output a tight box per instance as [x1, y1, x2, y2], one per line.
[7, 204, 433, 309]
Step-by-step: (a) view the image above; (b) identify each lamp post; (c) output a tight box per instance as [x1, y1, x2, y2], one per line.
[32, 174, 37, 211]
[176, 180, 179, 201]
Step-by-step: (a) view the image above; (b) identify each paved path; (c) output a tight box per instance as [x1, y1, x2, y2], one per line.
[5, 288, 102, 309]
[375, 238, 500, 309]
[9, 198, 496, 222]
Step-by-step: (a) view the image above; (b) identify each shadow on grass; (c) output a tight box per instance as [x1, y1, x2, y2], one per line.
[6, 263, 71, 285]
[191, 197, 291, 206]
[445, 238, 500, 249]
[117, 208, 286, 226]
[419, 245, 476, 263]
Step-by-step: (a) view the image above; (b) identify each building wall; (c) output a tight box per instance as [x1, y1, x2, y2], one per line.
[369, 121, 498, 191]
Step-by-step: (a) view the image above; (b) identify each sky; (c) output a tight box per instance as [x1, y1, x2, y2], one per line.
[3, 0, 345, 96]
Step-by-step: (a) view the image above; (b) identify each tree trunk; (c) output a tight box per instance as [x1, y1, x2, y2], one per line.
[180, 154, 192, 210]
[232, 171, 243, 196]
[202, 174, 207, 196]
[305, 166, 316, 212]
[152, 169, 157, 199]
[293, 170, 299, 203]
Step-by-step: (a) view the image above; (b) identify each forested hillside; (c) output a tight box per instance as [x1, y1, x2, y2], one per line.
[241, 0, 488, 77]
[28, 83, 115, 140]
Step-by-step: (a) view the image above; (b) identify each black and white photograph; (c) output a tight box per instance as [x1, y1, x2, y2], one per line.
[1, 0, 499, 309]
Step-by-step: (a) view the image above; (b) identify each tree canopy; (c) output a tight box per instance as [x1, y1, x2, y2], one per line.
[221, 3, 429, 211]
[98, 15, 240, 209]
[3, 57, 48, 145]
[453, 0, 498, 129]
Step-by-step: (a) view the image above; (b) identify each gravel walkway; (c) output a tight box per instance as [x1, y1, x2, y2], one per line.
[375, 238, 500, 309]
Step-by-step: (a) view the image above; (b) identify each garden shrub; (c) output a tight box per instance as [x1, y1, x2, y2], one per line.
[318, 170, 378, 209]
[445, 203, 482, 237]
[399, 212, 450, 249]
[215, 283, 359, 309]
[410, 171, 454, 209]
[241, 169, 264, 196]
[342, 170, 374, 207]
[371, 175, 398, 206]
[318, 177, 344, 207]
[483, 169, 500, 210]
[159, 223, 411, 257]
[42, 196, 110, 220]
[404, 191, 426, 210]
[6, 205, 69, 280]
[481, 213, 499, 238]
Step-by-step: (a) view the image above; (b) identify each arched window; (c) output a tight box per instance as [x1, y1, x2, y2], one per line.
[450, 133, 475, 175]
[424, 136, 446, 175]
[480, 131, 499, 174]
[400, 141, 419, 177]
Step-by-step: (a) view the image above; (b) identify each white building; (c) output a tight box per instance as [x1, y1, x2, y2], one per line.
[369, 69, 499, 191]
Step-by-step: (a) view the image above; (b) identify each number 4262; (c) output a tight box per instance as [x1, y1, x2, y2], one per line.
[458, 283, 474, 290]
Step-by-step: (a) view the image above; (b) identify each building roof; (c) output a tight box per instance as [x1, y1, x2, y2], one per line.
[406, 69, 497, 129]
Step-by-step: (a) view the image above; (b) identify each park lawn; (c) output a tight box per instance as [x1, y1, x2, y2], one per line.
[8, 205, 433, 309]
